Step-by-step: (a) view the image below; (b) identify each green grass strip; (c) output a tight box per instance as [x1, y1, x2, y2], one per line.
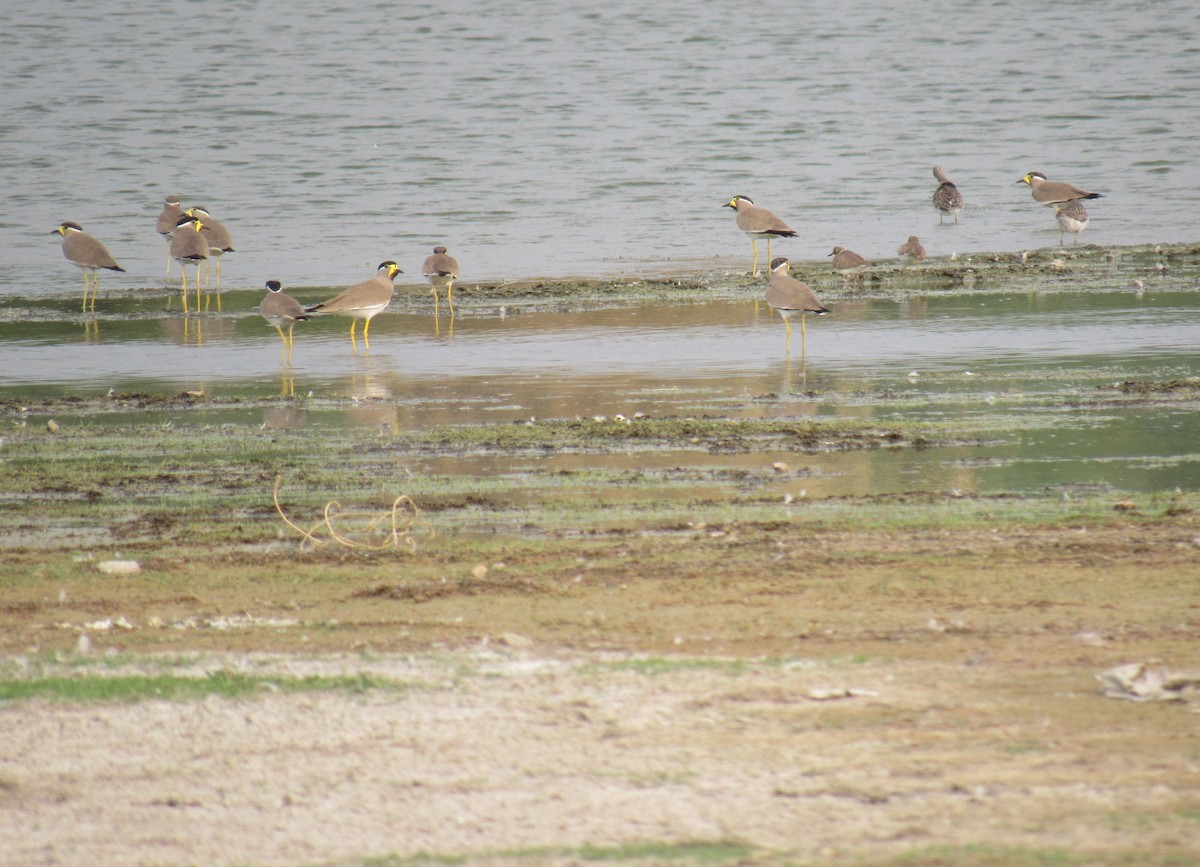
[0, 670, 407, 704]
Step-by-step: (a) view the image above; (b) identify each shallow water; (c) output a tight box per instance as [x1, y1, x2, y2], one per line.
[4, 0, 1200, 291]
[4, 289, 1198, 496]
[2, 289, 1195, 391]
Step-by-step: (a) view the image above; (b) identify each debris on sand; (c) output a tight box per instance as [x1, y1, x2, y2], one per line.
[1097, 663, 1200, 705]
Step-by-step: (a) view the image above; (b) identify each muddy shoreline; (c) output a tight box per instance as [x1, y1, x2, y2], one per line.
[1, 240, 1199, 865]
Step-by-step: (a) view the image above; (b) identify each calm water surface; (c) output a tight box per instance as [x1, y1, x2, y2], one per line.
[3, 0, 1200, 290]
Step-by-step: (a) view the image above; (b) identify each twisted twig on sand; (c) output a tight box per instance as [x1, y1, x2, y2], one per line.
[272, 476, 432, 552]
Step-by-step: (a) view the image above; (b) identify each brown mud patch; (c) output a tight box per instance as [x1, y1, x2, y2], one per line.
[2, 513, 1200, 865]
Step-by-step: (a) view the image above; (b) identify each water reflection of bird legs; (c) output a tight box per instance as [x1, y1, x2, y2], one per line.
[433, 308, 455, 338]
[280, 365, 296, 398]
[183, 316, 204, 344]
[781, 347, 808, 394]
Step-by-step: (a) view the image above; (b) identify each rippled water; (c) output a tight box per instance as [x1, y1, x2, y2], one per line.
[4, 0, 1200, 291]
[5, 2, 1200, 496]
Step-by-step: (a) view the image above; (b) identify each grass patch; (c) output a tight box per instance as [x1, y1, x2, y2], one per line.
[0, 670, 410, 704]
[355, 840, 754, 866]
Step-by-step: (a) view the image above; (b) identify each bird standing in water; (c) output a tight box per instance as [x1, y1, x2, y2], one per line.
[52, 221, 125, 312]
[305, 261, 402, 352]
[765, 257, 829, 354]
[259, 279, 310, 361]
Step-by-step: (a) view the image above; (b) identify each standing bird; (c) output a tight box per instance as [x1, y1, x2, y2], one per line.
[169, 214, 209, 313]
[765, 257, 828, 354]
[156, 195, 184, 278]
[932, 166, 964, 224]
[1054, 200, 1090, 245]
[52, 222, 125, 312]
[422, 246, 460, 317]
[897, 235, 927, 268]
[185, 205, 235, 298]
[723, 195, 797, 277]
[829, 246, 871, 286]
[259, 280, 309, 361]
[305, 261, 402, 351]
[1017, 171, 1103, 207]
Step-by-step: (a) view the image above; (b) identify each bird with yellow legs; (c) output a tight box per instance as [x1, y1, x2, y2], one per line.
[305, 261, 402, 352]
[51, 221, 125, 313]
[259, 279, 310, 364]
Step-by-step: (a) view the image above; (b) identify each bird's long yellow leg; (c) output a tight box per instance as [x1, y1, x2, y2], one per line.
[349, 320, 359, 352]
[751, 239, 759, 276]
[180, 267, 190, 313]
[766, 238, 773, 268]
[90, 271, 99, 312]
[164, 242, 172, 278]
[362, 318, 372, 352]
[432, 287, 440, 317]
[80, 272, 91, 312]
[447, 283, 455, 317]
[195, 267, 203, 313]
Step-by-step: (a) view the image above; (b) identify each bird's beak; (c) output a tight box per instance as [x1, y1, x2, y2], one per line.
[1015, 177, 1028, 184]
[722, 201, 734, 209]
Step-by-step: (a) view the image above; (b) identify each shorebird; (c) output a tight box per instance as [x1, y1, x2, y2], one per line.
[765, 257, 828, 354]
[897, 235, 927, 268]
[259, 279, 309, 361]
[1017, 171, 1103, 207]
[1054, 200, 1089, 245]
[155, 195, 184, 277]
[932, 166, 964, 224]
[185, 205, 235, 298]
[305, 261, 402, 351]
[723, 195, 797, 276]
[169, 214, 209, 313]
[829, 246, 870, 286]
[52, 221, 125, 312]
[422, 246, 460, 316]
